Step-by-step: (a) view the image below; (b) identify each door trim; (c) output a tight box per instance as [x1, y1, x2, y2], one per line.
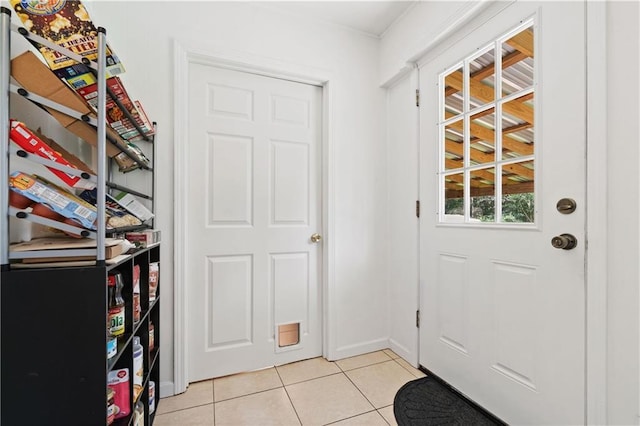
[585, 1, 608, 424]
[173, 39, 335, 394]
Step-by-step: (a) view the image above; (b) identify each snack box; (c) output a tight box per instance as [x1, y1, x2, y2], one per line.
[11, 52, 148, 171]
[9, 172, 97, 230]
[76, 77, 154, 142]
[9, 0, 125, 76]
[125, 230, 161, 248]
[11, 51, 122, 157]
[10, 120, 95, 190]
[78, 189, 142, 229]
[113, 192, 154, 222]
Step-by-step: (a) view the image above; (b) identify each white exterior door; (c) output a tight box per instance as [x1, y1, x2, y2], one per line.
[187, 64, 323, 381]
[419, 2, 586, 424]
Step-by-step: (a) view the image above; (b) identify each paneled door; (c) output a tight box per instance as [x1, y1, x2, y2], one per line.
[419, 2, 586, 424]
[187, 64, 323, 381]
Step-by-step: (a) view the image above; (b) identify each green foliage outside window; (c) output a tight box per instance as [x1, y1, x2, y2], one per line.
[444, 192, 534, 223]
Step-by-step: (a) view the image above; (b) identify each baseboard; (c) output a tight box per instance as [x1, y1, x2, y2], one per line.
[388, 338, 417, 366]
[330, 337, 389, 360]
[159, 381, 176, 398]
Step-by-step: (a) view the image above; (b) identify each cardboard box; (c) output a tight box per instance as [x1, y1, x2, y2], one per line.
[10, 120, 95, 189]
[114, 192, 154, 222]
[10, 237, 128, 262]
[76, 77, 154, 142]
[36, 128, 95, 176]
[9, 0, 125, 77]
[11, 51, 124, 158]
[9, 172, 97, 229]
[125, 230, 161, 248]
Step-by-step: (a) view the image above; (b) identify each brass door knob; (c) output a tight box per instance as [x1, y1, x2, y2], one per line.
[310, 233, 322, 243]
[551, 233, 577, 250]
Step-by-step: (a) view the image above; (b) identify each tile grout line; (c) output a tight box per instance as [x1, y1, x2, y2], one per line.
[274, 366, 303, 426]
[376, 405, 395, 426]
[282, 370, 344, 387]
[335, 355, 394, 374]
[394, 359, 418, 379]
[392, 358, 423, 379]
[156, 401, 214, 416]
[212, 379, 216, 425]
[321, 408, 380, 426]
[341, 368, 381, 417]
[212, 383, 285, 404]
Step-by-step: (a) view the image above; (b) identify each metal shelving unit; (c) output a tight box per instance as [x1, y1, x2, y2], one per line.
[1, 7, 161, 425]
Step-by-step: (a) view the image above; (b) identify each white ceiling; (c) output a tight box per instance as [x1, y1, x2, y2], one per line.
[257, 1, 417, 37]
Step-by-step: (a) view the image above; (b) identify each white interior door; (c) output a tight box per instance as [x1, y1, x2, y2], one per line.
[419, 2, 585, 424]
[187, 64, 323, 381]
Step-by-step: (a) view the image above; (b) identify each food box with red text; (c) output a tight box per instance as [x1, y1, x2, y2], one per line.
[10, 120, 95, 190]
[11, 51, 149, 171]
[9, 172, 97, 230]
[11, 51, 123, 157]
[76, 77, 154, 142]
[9, 0, 125, 77]
[125, 230, 161, 248]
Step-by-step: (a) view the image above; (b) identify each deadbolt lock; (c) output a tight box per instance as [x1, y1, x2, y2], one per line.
[556, 198, 577, 214]
[551, 233, 577, 250]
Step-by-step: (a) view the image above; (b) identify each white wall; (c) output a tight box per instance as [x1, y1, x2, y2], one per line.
[379, 1, 499, 85]
[80, 1, 388, 393]
[606, 1, 640, 423]
[385, 70, 419, 365]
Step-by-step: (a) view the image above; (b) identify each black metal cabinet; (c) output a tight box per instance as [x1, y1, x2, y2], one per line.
[1, 244, 161, 425]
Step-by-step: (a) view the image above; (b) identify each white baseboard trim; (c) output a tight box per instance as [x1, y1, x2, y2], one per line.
[330, 337, 389, 361]
[159, 381, 176, 399]
[389, 338, 417, 367]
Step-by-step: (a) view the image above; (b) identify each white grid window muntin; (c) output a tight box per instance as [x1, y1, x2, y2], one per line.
[438, 18, 536, 225]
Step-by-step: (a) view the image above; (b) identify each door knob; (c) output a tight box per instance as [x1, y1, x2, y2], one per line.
[310, 233, 322, 243]
[551, 233, 577, 250]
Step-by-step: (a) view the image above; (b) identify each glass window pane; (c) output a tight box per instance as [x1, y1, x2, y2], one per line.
[502, 26, 534, 97]
[501, 93, 534, 160]
[443, 172, 464, 220]
[501, 160, 534, 223]
[470, 167, 495, 222]
[443, 65, 464, 119]
[469, 48, 496, 109]
[470, 109, 495, 165]
[444, 119, 464, 170]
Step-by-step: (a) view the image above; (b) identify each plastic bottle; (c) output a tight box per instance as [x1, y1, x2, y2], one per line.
[107, 273, 125, 336]
[132, 264, 141, 323]
[133, 400, 145, 426]
[148, 381, 155, 414]
[132, 336, 144, 401]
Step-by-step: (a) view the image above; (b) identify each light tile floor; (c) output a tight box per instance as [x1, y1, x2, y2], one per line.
[154, 349, 426, 426]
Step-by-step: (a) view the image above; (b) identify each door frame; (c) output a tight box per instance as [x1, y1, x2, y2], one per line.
[410, 1, 607, 423]
[173, 39, 335, 394]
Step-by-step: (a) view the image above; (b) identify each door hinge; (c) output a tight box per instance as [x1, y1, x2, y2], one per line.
[416, 310, 420, 328]
[416, 200, 420, 218]
[415, 89, 420, 107]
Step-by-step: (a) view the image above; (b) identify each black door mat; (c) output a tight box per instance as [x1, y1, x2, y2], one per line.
[394, 376, 503, 425]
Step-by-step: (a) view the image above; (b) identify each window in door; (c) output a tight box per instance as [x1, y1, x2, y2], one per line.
[439, 21, 535, 224]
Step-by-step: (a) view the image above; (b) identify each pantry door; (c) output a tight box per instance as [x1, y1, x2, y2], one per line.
[186, 64, 323, 381]
[419, 1, 586, 424]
